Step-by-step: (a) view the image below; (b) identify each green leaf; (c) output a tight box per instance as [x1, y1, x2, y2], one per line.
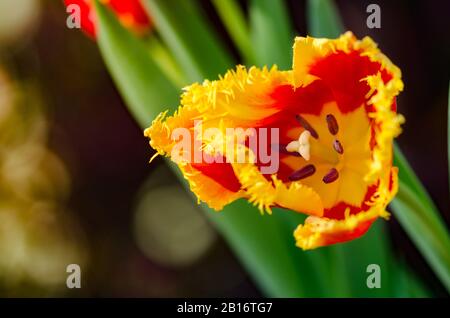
[206, 203, 318, 297]
[275, 211, 332, 297]
[211, 0, 255, 63]
[142, 0, 234, 82]
[94, 0, 309, 297]
[391, 182, 450, 292]
[393, 144, 441, 224]
[391, 261, 431, 297]
[249, 0, 293, 69]
[145, 36, 187, 87]
[333, 220, 394, 297]
[307, 0, 345, 38]
[93, 0, 178, 127]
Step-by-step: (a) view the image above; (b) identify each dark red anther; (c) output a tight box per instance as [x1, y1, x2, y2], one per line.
[323, 168, 339, 184]
[289, 164, 316, 181]
[333, 139, 344, 154]
[295, 115, 319, 139]
[326, 114, 339, 135]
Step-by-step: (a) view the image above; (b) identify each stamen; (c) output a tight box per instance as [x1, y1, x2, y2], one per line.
[323, 168, 339, 184]
[326, 114, 339, 135]
[289, 164, 316, 181]
[333, 139, 344, 154]
[271, 144, 301, 157]
[295, 115, 319, 139]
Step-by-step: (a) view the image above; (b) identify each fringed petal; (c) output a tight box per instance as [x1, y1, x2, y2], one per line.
[179, 163, 243, 211]
[294, 166, 398, 250]
[232, 162, 323, 216]
[145, 32, 404, 250]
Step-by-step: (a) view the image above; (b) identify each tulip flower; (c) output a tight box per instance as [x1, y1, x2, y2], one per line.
[145, 32, 404, 250]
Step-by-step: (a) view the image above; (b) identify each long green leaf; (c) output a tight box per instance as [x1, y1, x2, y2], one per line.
[93, 0, 178, 127]
[307, 0, 344, 38]
[392, 261, 431, 297]
[206, 204, 312, 297]
[142, 0, 233, 82]
[95, 0, 308, 297]
[146, 36, 187, 87]
[393, 144, 441, 225]
[336, 220, 403, 297]
[249, 0, 293, 69]
[211, 0, 255, 63]
[391, 182, 450, 292]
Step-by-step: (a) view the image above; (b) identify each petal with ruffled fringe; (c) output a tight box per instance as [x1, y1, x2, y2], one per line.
[145, 32, 404, 250]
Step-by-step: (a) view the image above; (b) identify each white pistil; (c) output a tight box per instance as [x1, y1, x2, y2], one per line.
[286, 130, 311, 160]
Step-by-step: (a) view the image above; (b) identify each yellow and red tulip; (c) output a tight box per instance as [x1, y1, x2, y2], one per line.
[64, 0, 151, 38]
[145, 32, 404, 250]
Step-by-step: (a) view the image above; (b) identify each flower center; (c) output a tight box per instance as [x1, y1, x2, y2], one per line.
[286, 114, 344, 184]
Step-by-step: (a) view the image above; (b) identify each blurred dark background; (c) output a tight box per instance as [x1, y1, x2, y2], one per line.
[0, 0, 449, 296]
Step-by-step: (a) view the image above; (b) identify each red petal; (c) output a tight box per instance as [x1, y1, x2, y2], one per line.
[323, 183, 379, 220]
[107, 0, 151, 26]
[319, 219, 375, 246]
[309, 51, 390, 113]
[192, 155, 241, 193]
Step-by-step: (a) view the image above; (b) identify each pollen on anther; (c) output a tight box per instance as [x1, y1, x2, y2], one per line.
[295, 114, 319, 139]
[323, 168, 339, 184]
[326, 114, 339, 135]
[289, 164, 316, 181]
